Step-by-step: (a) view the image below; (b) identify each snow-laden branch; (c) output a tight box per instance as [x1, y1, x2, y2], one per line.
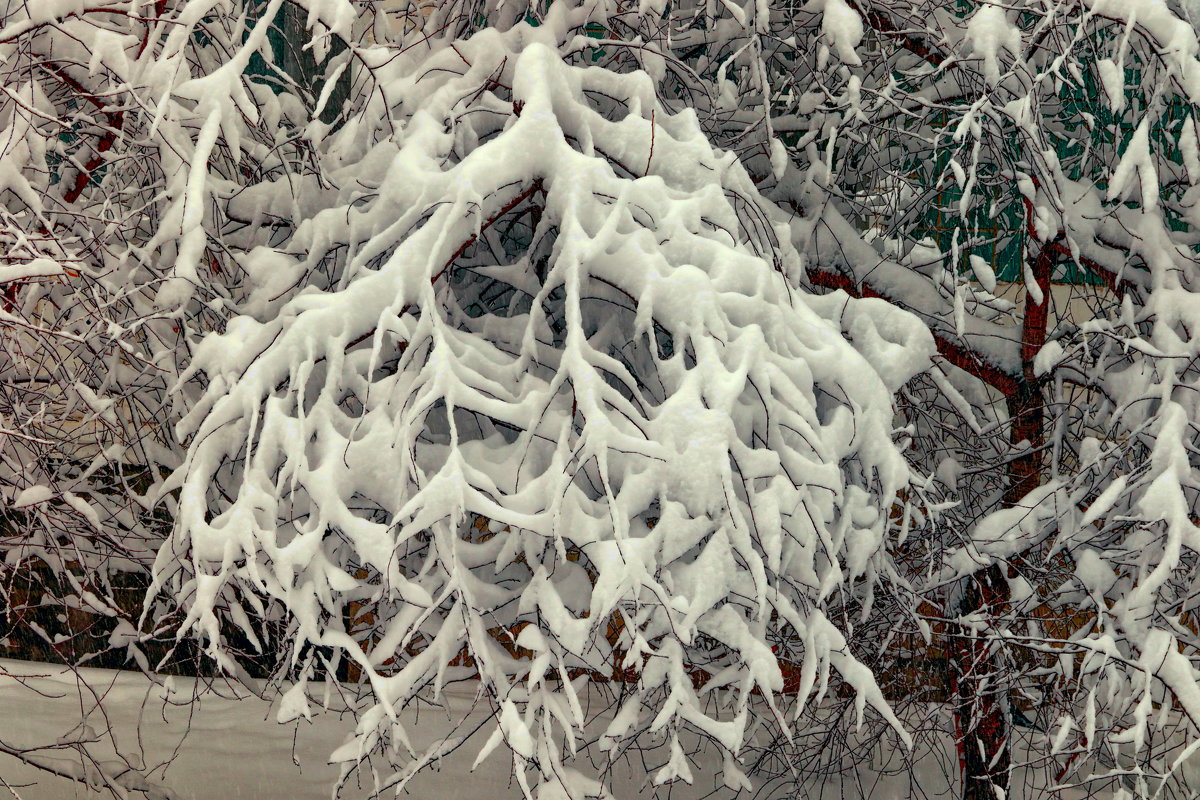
[156, 25, 930, 795]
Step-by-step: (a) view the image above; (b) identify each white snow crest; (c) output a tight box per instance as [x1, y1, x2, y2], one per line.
[965, 3, 1022, 86]
[818, 0, 864, 66]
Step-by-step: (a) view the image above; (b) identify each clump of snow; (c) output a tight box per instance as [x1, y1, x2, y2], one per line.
[12, 484, 53, 508]
[1107, 117, 1159, 211]
[964, 3, 1022, 85]
[968, 254, 997, 293]
[1096, 58, 1125, 112]
[819, 0, 864, 66]
[1033, 340, 1064, 377]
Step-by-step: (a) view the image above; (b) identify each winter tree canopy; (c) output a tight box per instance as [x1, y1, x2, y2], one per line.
[2, 1, 1200, 799]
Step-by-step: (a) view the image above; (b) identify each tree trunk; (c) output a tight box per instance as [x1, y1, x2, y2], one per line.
[950, 562, 1011, 800]
[951, 244, 1053, 800]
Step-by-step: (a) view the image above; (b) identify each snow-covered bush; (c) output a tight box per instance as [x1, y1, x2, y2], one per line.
[154, 9, 933, 794]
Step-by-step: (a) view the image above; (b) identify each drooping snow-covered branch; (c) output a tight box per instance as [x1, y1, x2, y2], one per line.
[156, 20, 931, 795]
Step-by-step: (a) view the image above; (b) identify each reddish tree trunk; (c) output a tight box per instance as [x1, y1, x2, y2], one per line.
[950, 561, 1011, 800]
[950, 244, 1052, 800]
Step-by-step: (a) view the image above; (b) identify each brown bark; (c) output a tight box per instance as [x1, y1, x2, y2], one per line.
[805, 264, 1020, 396]
[845, 0, 947, 67]
[950, 242, 1052, 800]
[949, 561, 1011, 800]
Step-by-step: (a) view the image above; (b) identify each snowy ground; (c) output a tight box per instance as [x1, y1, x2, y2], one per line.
[0, 659, 743, 800]
[0, 658, 1150, 800]
[1, 658, 355, 800]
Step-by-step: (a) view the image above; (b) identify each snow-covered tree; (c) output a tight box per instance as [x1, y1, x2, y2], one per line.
[8, 0, 1200, 798]
[761, 1, 1200, 798]
[152, 4, 934, 796]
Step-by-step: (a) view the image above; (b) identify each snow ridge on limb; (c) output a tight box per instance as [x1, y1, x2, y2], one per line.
[785, 186, 1023, 395]
[158, 20, 927, 797]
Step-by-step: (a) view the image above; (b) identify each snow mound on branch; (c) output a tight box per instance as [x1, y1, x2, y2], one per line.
[819, 0, 865, 66]
[156, 26, 927, 797]
[964, 3, 1022, 86]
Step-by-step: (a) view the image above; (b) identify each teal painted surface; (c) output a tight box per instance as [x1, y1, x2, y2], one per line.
[244, 1, 348, 123]
[908, 33, 1193, 286]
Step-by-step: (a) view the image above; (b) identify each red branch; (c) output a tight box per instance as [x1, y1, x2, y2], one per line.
[136, 0, 168, 59]
[40, 64, 127, 205]
[847, 1, 947, 67]
[432, 179, 544, 285]
[1042, 238, 1127, 298]
[63, 115, 123, 204]
[806, 264, 1021, 396]
[1003, 242, 1053, 505]
[1019, 247, 1053, 381]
